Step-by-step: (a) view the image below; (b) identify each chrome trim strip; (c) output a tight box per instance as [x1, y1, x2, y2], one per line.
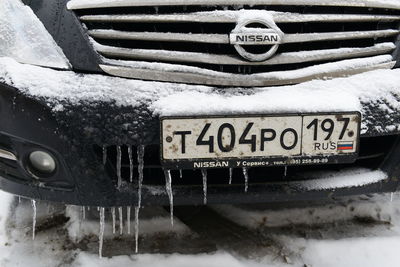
[90, 29, 399, 44]
[95, 42, 395, 65]
[283, 29, 399, 43]
[81, 13, 400, 24]
[99, 56, 396, 87]
[0, 149, 17, 161]
[67, 0, 400, 10]
[89, 30, 229, 44]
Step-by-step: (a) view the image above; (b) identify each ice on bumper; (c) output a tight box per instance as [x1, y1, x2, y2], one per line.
[0, 0, 70, 69]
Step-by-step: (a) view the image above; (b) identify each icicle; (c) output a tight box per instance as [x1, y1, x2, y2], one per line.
[201, 169, 207, 205]
[391, 192, 394, 202]
[229, 168, 233, 185]
[116, 146, 122, 189]
[99, 207, 105, 258]
[127, 207, 131, 235]
[128, 146, 134, 183]
[242, 167, 249, 193]
[137, 145, 145, 207]
[18, 196, 21, 204]
[31, 200, 37, 240]
[134, 206, 140, 253]
[164, 170, 174, 227]
[284, 166, 288, 178]
[111, 207, 116, 234]
[118, 207, 123, 235]
[179, 169, 183, 179]
[102, 146, 107, 165]
[133, 145, 145, 253]
[81, 206, 86, 220]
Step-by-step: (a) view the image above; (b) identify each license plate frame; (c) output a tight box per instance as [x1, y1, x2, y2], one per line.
[160, 112, 361, 170]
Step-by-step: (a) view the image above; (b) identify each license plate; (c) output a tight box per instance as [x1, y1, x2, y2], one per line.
[161, 113, 360, 169]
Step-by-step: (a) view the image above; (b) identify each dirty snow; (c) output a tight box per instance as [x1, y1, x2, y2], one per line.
[0, 0, 70, 69]
[2, 190, 400, 266]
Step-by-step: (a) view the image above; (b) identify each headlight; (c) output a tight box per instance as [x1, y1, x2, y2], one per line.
[0, 0, 71, 70]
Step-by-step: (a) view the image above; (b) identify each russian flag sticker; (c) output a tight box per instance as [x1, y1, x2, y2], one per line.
[337, 141, 354, 151]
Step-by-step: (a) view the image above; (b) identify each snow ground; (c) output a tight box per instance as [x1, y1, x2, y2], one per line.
[0, 191, 400, 267]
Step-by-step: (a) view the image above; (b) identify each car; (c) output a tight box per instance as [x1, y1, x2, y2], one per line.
[0, 0, 400, 209]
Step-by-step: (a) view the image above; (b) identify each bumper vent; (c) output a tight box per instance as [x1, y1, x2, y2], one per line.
[70, 1, 400, 86]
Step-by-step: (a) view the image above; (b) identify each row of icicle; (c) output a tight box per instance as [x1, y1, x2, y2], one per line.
[27, 165, 396, 259]
[28, 145, 293, 258]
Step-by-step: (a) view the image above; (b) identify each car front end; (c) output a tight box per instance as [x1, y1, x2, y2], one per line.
[1, 0, 400, 207]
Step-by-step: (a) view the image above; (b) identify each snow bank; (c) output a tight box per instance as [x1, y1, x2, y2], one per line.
[0, 0, 70, 69]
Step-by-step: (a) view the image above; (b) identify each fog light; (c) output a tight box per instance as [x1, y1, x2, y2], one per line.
[29, 151, 56, 175]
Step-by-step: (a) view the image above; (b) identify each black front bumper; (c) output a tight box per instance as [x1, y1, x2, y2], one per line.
[1, 81, 400, 207]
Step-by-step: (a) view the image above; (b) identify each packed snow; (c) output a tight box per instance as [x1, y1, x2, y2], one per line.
[0, 0, 70, 69]
[295, 168, 388, 190]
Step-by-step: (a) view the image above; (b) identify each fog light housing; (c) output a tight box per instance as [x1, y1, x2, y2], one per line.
[28, 151, 56, 177]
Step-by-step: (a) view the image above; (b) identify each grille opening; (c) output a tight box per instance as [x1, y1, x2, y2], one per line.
[74, 3, 400, 85]
[93, 135, 398, 188]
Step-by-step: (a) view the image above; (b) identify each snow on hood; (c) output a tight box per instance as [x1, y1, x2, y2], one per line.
[0, 57, 400, 133]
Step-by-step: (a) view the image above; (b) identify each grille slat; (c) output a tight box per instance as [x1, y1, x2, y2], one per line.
[80, 13, 400, 23]
[100, 57, 396, 87]
[71, 2, 400, 86]
[95, 42, 395, 66]
[68, 0, 400, 10]
[89, 29, 399, 44]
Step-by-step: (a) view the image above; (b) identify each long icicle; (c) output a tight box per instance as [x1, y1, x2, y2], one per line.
[31, 200, 37, 240]
[164, 170, 174, 227]
[243, 167, 249, 193]
[127, 206, 131, 235]
[229, 168, 233, 185]
[134, 206, 140, 253]
[201, 169, 207, 205]
[118, 207, 123, 235]
[128, 146, 134, 183]
[137, 145, 145, 207]
[111, 207, 116, 234]
[99, 207, 105, 258]
[117, 146, 122, 188]
[135, 145, 145, 253]
[179, 169, 183, 179]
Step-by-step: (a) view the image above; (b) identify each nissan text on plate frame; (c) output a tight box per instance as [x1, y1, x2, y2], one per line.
[161, 113, 361, 169]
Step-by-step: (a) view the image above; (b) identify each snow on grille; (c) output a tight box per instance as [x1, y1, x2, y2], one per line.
[69, 2, 400, 86]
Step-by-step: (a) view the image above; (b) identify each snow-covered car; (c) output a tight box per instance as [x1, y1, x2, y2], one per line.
[0, 0, 400, 208]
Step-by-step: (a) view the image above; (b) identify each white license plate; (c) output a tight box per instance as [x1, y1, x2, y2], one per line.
[161, 113, 360, 169]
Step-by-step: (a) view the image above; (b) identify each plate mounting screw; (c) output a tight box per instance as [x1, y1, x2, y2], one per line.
[166, 136, 173, 143]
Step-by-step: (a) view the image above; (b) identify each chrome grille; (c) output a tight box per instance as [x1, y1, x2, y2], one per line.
[68, 1, 400, 86]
